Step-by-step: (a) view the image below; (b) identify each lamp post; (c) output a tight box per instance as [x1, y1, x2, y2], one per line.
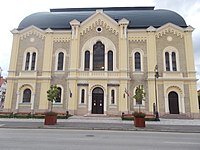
[154, 65, 159, 120]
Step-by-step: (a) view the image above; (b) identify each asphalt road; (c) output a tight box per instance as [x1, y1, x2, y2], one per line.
[0, 128, 200, 150]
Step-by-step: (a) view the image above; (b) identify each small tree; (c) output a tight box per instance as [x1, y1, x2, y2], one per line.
[47, 85, 59, 112]
[133, 85, 145, 113]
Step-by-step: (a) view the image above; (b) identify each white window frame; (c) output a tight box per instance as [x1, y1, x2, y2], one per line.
[163, 46, 180, 72]
[109, 88, 117, 105]
[53, 85, 63, 104]
[132, 49, 144, 72]
[23, 47, 38, 71]
[81, 36, 117, 71]
[79, 87, 87, 104]
[55, 49, 66, 71]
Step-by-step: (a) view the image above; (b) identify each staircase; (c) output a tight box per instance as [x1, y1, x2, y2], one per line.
[161, 114, 192, 119]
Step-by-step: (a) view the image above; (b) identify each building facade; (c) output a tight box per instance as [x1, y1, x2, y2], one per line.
[0, 75, 6, 109]
[4, 7, 199, 118]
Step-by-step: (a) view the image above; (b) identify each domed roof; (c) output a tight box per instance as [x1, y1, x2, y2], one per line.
[18, 7, 187, 30]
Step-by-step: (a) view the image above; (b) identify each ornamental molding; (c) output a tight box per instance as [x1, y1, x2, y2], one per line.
[80, 18, 119, 36]
[53, 35, 71, 42]
[80, 10, 119, 36]
[18, 25, 46, 40]
[155, 23, 184, 38]
[128, 36, 147, 42]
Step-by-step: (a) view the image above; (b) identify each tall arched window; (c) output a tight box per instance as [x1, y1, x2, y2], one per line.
[31, 52, 36, 70]
[164, 50, 178, 72]
[84, 51, 90, 71]
[55, 87, 62, 103]
[25, 53, 30, 70]
[22, 88, 31, 103]
[93, 41, 105, 71]
[135, 52, 141, 71]
[165, 52, 170, 71]
[24, 51, 37, 71]
[57, 52, 64, 70]
[108, 50, 113, 71]
[172, 52, 177, 71]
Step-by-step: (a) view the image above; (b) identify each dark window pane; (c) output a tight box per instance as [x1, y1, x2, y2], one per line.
[57, 52, 64, 70]
[55, 87, 61, 103]
[111, 90, 115, 104]
[93, 41, 105, 71]
[165, 52, 170, 71]
[31, 52, 36, 70]
[81, 89, 85, 103]
[108, 51, 113, 71]
[135, 52, 141, 71]
[172, 52, 177, 71]
[22, 88, 31, 103]
[84, 51, 90, 71]
[25, 53, 30, 70]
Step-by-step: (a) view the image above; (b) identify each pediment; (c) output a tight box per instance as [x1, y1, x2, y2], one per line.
[16, 25, 46, 40]
[79, 10, 119, 35]
[155, 23, 185, 38]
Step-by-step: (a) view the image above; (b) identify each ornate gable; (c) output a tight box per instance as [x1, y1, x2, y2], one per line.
[155, 23, 185, 39]
[79, 9, 119, 35]
[13, 25, 46, 40]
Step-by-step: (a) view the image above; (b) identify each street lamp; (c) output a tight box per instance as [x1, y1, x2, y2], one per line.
[154, 65, 159, 120]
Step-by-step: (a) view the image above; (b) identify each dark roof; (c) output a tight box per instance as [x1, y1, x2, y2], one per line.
[18, 7, 187, 30]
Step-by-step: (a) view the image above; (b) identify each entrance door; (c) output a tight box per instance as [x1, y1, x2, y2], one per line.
[92, 87, 104, 114]
[168, 91, 179, 114]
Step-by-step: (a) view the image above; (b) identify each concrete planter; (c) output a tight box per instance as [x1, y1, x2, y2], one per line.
[134, 117, 145, 128]
[44, 112, 57, 125]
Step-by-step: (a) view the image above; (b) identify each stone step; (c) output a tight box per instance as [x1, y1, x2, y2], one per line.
[161, 114, 191, 119]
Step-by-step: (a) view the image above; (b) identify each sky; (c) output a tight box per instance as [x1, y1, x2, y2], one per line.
[0, 0, 199, 89]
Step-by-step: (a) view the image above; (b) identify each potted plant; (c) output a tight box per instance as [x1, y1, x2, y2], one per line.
[44, 85, 59, 125]
[132, 85, 146, 128]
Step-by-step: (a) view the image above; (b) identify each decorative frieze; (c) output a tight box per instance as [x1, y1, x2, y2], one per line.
[20, 30, 45, 40]
[53, 36, 71, 42]
[156, 26, 184, 39]
[80, 19, 119, 36]
[128, 36, 147, 42]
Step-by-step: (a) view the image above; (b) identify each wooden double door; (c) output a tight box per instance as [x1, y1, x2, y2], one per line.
[92, 87, 104, 114]
[168, 91, 180, 114]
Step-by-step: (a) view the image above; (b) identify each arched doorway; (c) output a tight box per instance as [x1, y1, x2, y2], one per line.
[92, 87, 104, 114]
[168, 91, 179, 114]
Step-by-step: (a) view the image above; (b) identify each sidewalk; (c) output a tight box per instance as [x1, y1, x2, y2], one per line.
[1, 116, 200, 133]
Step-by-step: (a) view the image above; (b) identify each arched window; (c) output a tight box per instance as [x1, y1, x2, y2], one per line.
[164, 50, 178, 72]
[55, 87, 62, 103]
[108, 50, 113, 71]
[165, 52, 170, 71]
[135, 52, 141, 71]
[81, 89, 85, 104]
[111, 89, 115, 104]
[31, 52, 36, 70]
[84, 51, 90, 71]
[22, 88, 31, 103]
[93, 41, 105, 71]
[57, 52, 64, 70]
[172, 52, 177, 71]
[24, 51, 37, 71]
[25, 53, 30, 70]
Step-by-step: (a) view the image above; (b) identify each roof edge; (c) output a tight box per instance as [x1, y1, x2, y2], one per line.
[50, 6, 155, 12]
